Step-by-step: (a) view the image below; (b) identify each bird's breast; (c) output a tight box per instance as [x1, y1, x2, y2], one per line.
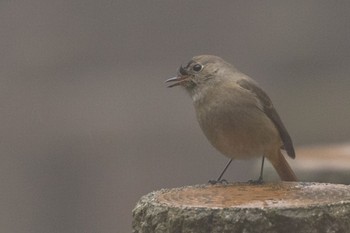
[193, 89, 280, 159]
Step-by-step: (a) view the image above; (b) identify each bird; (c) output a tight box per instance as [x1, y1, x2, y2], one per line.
[165, 55, 297, 182]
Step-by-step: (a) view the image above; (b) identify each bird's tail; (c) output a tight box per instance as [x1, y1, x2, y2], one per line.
[269, 150, 297, 181]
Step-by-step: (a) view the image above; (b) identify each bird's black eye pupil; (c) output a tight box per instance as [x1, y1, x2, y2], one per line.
[193, 64, 202, 72]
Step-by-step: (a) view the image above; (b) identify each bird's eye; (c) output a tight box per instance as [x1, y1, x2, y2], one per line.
[192, 64, 203, 72]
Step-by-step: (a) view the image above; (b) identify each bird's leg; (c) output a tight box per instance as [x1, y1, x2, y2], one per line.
[208, 159, 233, 184]
[248, 156, 265, 184]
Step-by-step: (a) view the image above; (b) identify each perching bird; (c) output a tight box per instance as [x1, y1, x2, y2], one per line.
[166, 55, 297, 182]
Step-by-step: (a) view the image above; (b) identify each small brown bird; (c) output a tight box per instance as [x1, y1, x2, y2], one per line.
[166, 55, 297, 182]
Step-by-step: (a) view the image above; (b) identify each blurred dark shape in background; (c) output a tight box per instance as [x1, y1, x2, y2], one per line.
[0, 1, 350, 232]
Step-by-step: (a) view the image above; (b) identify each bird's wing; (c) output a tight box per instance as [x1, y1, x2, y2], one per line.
[237, 79, 295, 159]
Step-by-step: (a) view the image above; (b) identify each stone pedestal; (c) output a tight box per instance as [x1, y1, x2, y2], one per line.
[133, 182, 350, 233]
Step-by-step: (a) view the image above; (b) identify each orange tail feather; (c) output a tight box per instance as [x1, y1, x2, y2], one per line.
[269, 151, 297, 181]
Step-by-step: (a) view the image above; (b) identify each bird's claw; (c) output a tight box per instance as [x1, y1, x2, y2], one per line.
[208, 179, 228, 185]
[248, 176, 264, 185]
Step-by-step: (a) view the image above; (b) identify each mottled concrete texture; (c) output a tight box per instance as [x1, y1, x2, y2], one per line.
[133, 183, 350, 233]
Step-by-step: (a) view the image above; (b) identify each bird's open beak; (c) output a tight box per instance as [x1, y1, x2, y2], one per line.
[165, 65, 190, 88]
[165, 75, 190, 88]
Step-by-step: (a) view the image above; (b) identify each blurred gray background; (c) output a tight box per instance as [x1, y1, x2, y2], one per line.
[1, 1, 350, 232]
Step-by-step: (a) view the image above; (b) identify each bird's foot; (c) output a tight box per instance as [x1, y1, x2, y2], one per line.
[248, 176, 264, 185]
[208, 179, 228, 185]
